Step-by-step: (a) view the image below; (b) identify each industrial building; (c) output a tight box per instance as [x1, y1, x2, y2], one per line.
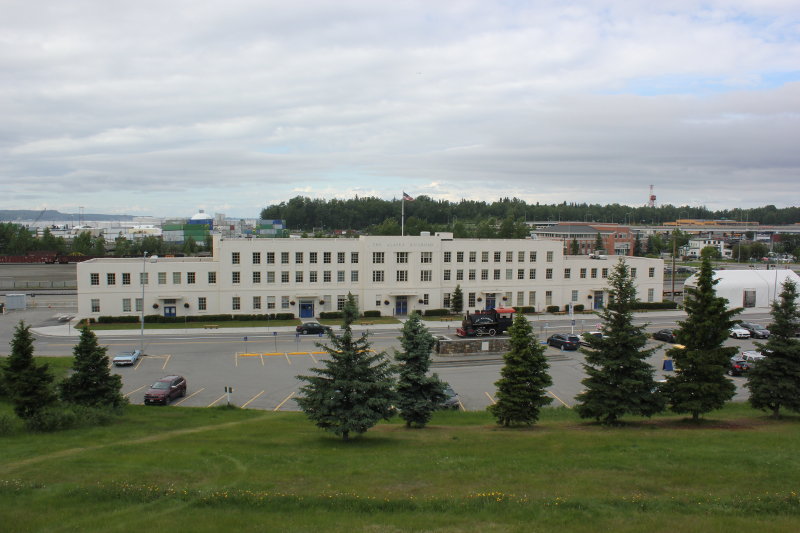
[76, 233, 665, 320]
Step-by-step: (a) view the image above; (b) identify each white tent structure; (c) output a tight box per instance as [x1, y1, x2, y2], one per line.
[684, 269, 800, 310]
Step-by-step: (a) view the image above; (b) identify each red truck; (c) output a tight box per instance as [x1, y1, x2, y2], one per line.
[456, 307, 515, 337]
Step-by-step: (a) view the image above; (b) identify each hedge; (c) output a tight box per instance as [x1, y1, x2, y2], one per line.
[546, 305, 560, 313]
[92, 313, 295, 325]
[363, 310, 381, 318]
[423, 308, 451, 317]
[320, 311, 344, 319]
[631, 301, 679, 310]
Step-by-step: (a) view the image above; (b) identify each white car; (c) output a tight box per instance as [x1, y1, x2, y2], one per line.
[112, 349, 142, 366]
[729, 326, 750, 339]
[741, 350, 766, 363]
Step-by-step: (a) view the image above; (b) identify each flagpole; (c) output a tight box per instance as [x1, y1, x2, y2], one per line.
[401, 196, 405, 236]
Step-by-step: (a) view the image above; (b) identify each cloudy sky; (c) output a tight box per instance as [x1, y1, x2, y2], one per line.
[1, 0, 798, 219]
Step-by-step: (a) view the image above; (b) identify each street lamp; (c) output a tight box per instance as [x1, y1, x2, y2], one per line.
[140, 251, 148, 354]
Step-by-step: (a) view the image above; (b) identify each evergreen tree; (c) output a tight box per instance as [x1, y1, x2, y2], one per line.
[746, 279, 800, 418]
[4, 321, 57, 419]
[296, 294, 396, 440]
[570, 238, 580, 255]
[489, 311, 552, 426]
[575, 260, 664, 424]
[394, 312, 447, 428]
[662, 256, 738, 420]
[60, 326, 126, 408]
[451, 284, 464, 314]
[633, 233, 643, 257]
[594, 232, 605, 254]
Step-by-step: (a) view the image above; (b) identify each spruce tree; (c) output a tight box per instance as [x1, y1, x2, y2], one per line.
[60, 326, 126, 409]
[594, 232, 605, 254]
[746, 279, 800, 418]
[394, 312, 447, 428]
[575, 259, 664, 424]
[451, 284, 464, 314]
[490, 311, 552, 426]
[296, 294, 396, 440]
[4, 321, 57, 419]
[662, 256, 738, 420]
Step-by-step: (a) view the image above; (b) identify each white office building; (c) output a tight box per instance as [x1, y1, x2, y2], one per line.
[77, 233, 664, 320]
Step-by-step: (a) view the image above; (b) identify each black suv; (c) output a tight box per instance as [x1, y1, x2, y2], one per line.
[144, 375, 187, 405]
[652, 329, 678, 343]
[737, 322, 770, 339]
[547, 333, 581, 351]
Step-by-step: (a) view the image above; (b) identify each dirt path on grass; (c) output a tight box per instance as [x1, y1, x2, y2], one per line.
[0, 414, 271, 473]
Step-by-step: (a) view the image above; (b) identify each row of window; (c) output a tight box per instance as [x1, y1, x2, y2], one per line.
[233, 251, 360, 265]
[230, 250, 556, 266]
[91, 272, 212, 286]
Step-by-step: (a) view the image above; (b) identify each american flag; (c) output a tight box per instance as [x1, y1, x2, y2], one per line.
[402, 192, 414, 201]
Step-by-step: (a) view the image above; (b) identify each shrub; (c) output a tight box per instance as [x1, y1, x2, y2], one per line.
[631, 301, 679, 310]
[23, 405, 121, 433]
[546, 305, 560, 313]
[0, 414, 19, 436]
[423, 309, 450, 317]
[320, 311, 344, 319]
[517, 306, 536, 314]
[573, 304, 585, 312]
[363, 310, 381, 318]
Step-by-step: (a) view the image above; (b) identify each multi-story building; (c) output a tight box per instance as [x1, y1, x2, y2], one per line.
[529, 223, 636, 256]
[77, 233, 664, 320]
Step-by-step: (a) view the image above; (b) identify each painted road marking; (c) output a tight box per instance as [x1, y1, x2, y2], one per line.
[274, 392, 295, 411]
[208, 394, 226, 407]
[484, 391, 496, 405]
[161, 354, 171, 370]
[124, 385, 147, 398]
[174, 387, 205, 406]
[242, 390, 265, 408]
[547, 389, 570, 408]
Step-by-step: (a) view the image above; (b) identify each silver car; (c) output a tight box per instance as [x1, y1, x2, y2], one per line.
[729, 326, 750, 339]
[112, 349, 142, 366]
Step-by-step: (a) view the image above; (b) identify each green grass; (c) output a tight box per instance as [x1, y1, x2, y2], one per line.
[1, 402, 799, 532]
[88, 316, 401, 330]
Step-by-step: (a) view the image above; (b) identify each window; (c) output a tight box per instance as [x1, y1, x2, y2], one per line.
[649, 267, 655, 278]
[351, 252, 359, 263]
[281, 252, 289, 264]
[421, 252, 432, 263]
[295, 271, 303, 283]
[232, 252, 240, 265]
[140, 272, 149, 285]
[591, 268, 598, 279]
[396, 252, 408, 263]
[481, 269, 489, 280]
[281, 271, 289, 283]
[90, 273, 99, 285]
[122, 298, 131, 312]
[545, 291, 552, 306]
[253, 296, 261, 309]
[482, 251, 489, 262]
[122, 273, 131, 285]
[516, 291, 524, 306]
[529, 291, 536, 306]
[602, 268, 608, 278]
[310, 252, 317, 264]
[337, 295, 346, 311]
[469, 251, 476, 263]
[253, 271, 261, 283]
[468, 292, 476, 307]
[546, 251, 553, 262]
[266, 252, 275, 264]
[572, 290, 579, 302]
[267, 272, 275, 283]
[373, 270, 384, 282]
[546, 268, 553, 279]
[198, 297, 207, 311]
[647, 288, 655, 302]
[421, 270, 432, 282]
[106, 273, 115, 285]
[323, 252, 331, 264]
[187, 272, 195, 284]
[631, 268, 637, 278]
[266, 296, 275, 309]
[351, 271, 359, 282]
[373, 252, 384, 264]
[158, 272, 167, 285]
[252, 252, 261, 264]
[564, 268, 571, 279]
[492, 269, 500, 280]
[173, 272, 181, 284]
[232, 296, 241, 310]
[529, 269, 536, 280]
[494, 251, 501, 262]
[397, 270, 408, 282]
[323, 271, 331, 282]
[506, 251, 513, 262]
[281, 296, 290, 309]
[91, 299, 100, 313]
[310, 271, 318, 283]
[232, 271, 240, 284]
[517, 269, 525, 280]
[456, 269, 464, 280]
[505, 269, 513, 280]
[295, 252, 303, 264]
[422, 293, 429, 305]
[337, 252, 345, 264]
[529, 251, 537, 262]
[443, 293, 451, 308]
[444, 251, 451, 262]
[208, 272, 217, 284]
[443, 269, 451, 281]
[135, 298, 143, 312]
[469, 269, 476, 280]
[580, 268, 587, 279]
[518, 251, 525, 262]
[337, 271, 345, 282]
[457, 251, 464, 262]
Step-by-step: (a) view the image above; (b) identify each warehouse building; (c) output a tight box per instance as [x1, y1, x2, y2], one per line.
[76, 233, 664, 320]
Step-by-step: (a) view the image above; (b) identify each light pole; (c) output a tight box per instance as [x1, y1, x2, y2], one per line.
[140, 251, 148, 354]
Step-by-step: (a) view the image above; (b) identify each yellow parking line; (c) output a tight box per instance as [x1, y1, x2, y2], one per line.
[242, 390, 265, 408]
[284, 353, 291, 364]
[547, 389, 570, 408]
[261, 354, 265, 366]
[484, 391, 496, 405]
[310, 353, 318, 363]
[174, 387, 204, 406]
[124, 385, 147, 398]
[161, 354, 171, 370]
[457, 400, 465, 411]
[274, 392, 295, 411]
[240, 353, 262, 357]
[208, 394, 226, 407]
[134, 358, 143, 370]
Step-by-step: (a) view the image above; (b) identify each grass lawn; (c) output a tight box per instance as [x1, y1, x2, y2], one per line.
[1, 402, 799, 532]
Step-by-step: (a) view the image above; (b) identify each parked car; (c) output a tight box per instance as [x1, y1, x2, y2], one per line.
[741, 350, 767, 364]
[296, 322, 332, 335]
[441, 386, 460, 410]
[581, 331, 608, 346]
[727, 357, 752, 376]
[729, 325, 751, 339]
[652, 329, 678, 343]
[112, 349, 142, 366]
[737, 322, 770, 339]
[144, 375, 187, 405]
[547, 333, 581, 351]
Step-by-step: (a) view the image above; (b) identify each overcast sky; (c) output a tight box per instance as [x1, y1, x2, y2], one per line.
[1, 0, 798, 219]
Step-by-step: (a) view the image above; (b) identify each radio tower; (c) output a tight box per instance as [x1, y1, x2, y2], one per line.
[648, 185, 656, 208]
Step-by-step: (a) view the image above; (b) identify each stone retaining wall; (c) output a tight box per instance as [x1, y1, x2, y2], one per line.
[436, 336, 511, 355]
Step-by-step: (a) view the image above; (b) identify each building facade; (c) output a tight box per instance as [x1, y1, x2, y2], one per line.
[529, 223, 636, 256]
[77, 233, 665, 320]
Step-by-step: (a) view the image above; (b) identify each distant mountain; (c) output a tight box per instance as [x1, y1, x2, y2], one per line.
[0, 209, 136, 222]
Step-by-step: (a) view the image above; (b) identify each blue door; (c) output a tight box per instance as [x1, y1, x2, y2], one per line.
[485, 293, 496, 310]
[593, 291, 604, 310]
[164, 306, 176, 318]
[299, 301, 314, 318]
[395, 296, 408, 316]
